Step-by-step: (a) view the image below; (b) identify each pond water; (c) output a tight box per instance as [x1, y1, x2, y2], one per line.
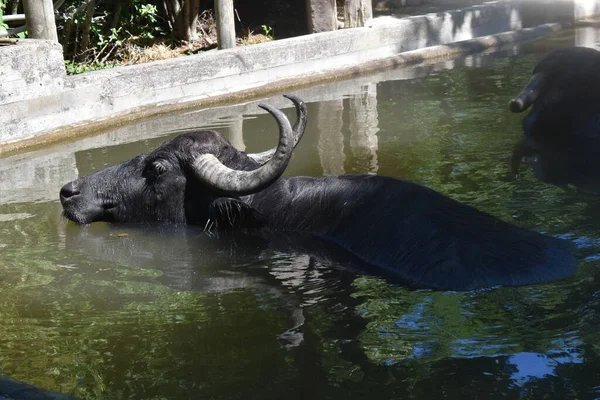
[1, 27, 600, 399]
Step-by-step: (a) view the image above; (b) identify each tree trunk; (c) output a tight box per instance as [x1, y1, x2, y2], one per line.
[156, 0, 201, 41]
[105, 1, 123, 34]
[158, 0, 173, 32]
[183, 0, 191, 39]
[7, 0, 20, 15]
[215, 0, 235, 49]
[344, 0, 372, 28]
[23, 0, 58, 41]
[169, 0, 184, 39]
[182, 0, 200, 41]
[78, 0, 95, 60]
[62, 17, 73, 54]
[61, 1, 88, 56]
[188, 0, 200, 40]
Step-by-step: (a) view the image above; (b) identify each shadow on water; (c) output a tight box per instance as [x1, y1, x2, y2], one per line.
[1, 25, 600, 399]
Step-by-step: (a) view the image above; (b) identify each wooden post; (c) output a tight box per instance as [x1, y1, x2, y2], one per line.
[344, 0, 373, 28]
[214, 0, 235, 49]
[306, 0, 337, 33]
[22, 0, 58, 41]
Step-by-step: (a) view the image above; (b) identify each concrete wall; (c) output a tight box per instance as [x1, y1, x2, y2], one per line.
[0, 40, 65, 105]
[0, 0, 599, 151]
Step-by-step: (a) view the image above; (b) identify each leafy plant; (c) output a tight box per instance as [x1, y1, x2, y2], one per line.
[0, 0, 9, 31]
[122, 2, 164, 41]
[64, 59, 117, 75]
[57, 0, 168, 65]
[261, 24, 273, 39]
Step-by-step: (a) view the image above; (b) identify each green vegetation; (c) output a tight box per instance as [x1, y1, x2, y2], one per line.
[57, 0, 170, 68]
[0, 1, 7, 31]
[261, 24, 273, 39]
[64, 59, 117, 74]
[0, 0, 24, 37]
[1, 0, 281, 74]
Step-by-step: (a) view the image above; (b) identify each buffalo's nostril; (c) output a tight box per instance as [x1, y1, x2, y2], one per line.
[60, 182, 80, 200]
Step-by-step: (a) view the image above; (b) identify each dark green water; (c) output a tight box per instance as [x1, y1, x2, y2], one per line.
[1, 28, 600, 399]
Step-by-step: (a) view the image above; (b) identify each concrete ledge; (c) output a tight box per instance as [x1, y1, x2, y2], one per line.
[0, 39, 65, 104]
[0, 0, 599, 152]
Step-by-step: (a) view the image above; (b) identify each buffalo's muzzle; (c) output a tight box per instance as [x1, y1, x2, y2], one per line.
[60, 181, 80, 203]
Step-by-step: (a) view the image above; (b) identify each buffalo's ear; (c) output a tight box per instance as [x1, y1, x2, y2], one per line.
[207, 198, 266, 231]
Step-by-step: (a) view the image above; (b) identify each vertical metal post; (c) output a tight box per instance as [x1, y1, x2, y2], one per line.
[214, 0, 236, 49]
[22, 0, 58, 41]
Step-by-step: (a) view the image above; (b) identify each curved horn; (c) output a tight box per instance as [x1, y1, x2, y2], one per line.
[192, 103, 294, 196]
[248, 94, 307, 165]
[509, 72, 546, 113]
[285, 93, 308, 138]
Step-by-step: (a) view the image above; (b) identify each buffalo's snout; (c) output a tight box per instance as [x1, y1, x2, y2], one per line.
[60, 181, 80, 202]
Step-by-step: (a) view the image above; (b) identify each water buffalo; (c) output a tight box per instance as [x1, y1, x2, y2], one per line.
[60, 95, 578, 290]
[509, 47, 600, 151]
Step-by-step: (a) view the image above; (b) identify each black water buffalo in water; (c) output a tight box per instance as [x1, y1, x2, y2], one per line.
[59, 95, 578, 290]
[509, 47, 600, 151]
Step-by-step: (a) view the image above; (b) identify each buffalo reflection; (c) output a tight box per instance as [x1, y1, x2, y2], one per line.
[511, 139, 600, 194]
[62, 223, 382, 347]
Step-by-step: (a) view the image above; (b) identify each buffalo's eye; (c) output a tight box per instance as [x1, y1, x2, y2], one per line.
[145, 160, 169, 179]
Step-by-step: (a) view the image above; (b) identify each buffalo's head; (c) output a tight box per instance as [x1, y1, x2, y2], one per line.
[509, 47, 600, 114]
[509, 47, 600, 149]
[60, 95, 307, 225]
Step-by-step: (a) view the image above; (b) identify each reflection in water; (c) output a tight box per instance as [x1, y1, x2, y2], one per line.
[62, 223, 373, 349]
[316, 89, 380, 176]
[511, 139, 600, 194]
[224, 115, 246, 151]
[575, 26, 600, 49]
[1, 25, 600, 399]
[317, 100, 346, 175]
[348, 84, 380, 175]
[507, 351, 583, 386]
[0, 151, 78, 205]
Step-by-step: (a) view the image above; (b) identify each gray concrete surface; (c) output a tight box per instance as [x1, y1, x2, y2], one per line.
[1, 0, 599, 152]
[0, 39, 64, 104]
[307, 0, 338, 32]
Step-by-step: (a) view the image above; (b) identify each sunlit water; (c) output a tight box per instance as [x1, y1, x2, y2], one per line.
[1, 27, 600, 399]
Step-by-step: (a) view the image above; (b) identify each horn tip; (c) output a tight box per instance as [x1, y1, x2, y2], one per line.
[509, 99, 523, 113]
[283, 93, 304, 105]
[257, 103, 284, 118]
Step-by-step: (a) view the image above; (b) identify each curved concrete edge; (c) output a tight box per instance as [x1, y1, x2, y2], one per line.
[0, 0, 589, 154]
